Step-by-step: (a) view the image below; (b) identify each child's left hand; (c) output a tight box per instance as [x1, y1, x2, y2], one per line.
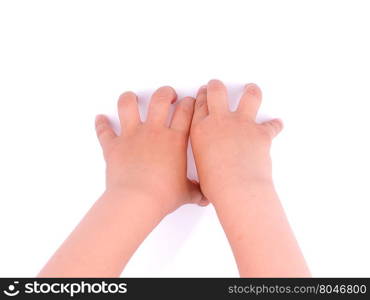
[41, 85, 209, 277]
[95, 86, 208, 216]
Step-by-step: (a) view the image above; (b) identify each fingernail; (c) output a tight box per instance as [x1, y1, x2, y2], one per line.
[244, 83, 260, 95]
[198, 197, 209, 207]
[197, 85, 207, 96]
[95, 114, 104, 122]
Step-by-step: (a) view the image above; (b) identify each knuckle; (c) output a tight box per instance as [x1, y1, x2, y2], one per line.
[257, 125, 273, 141]
[196, 98, 206, 108]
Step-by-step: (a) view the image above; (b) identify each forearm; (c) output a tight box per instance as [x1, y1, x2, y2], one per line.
[213, 181, 310, 277]
[38, 189, 164, 277]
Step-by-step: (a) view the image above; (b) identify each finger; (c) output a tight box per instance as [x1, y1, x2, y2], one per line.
[197, 197, 210, 207]
[237, 83, 262, 120]
[170, 97, 195, 133]
[188, 180, 209, 207]
[95, 114, 117, 149]
[192, 85, 209, 125]
[260, 118, 284, 138]
[207, 79, 229, 114]
[117, 91, 141, 133]
[146, 86, 177, 126]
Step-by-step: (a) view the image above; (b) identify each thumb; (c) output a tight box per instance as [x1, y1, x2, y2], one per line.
[261, 118, 283, 138]
[188, 179, 209, 207]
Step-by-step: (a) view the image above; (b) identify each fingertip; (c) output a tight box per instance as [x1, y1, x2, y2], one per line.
[161, 85, 176, 92]
[119, 91, 137, 99]
[262, 118, 284, 138]
[275, 117, 283, 125]
[157, 85, 177, 103]
[206, 79, 228, 113]
[207, 79, 226, 92]
[198, 197, 210, 207]
[181, 97, 195, 109]
[169, 97, 195, 131]
[197, 85, 207, 97]
[237, 83, 262, 119]
[95, 114, 107, 124]
[244, 83, 262, 98]
[118, 91, 137, 108]
[147, 86, 178, 125]
[208, 79, 223, 86]
[95, 114, 116, 148]
[177, 96, 195, 114]
[188, 180, 208, 206]
[244, 82, 259, 89]
[190, 179, 198, 185]
[274, 118, 284, 133]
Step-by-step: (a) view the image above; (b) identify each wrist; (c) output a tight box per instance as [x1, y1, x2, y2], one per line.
[102, 188, 168, 221]
[206, 178, 275, 207]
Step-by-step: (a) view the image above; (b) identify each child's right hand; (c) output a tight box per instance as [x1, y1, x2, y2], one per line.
[190, 79, 283, 204]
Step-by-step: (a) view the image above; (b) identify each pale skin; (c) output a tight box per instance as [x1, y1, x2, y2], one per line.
[38, 87, 208, 277]
[191, 80, 310, 277]
[39, 80, 310, 277]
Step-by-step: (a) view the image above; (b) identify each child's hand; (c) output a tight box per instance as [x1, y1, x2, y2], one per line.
[190, 79, 283, 203]
[190, 80, 310, 277]
[40, 86, 208, 277]
[95, 86, 207, 216]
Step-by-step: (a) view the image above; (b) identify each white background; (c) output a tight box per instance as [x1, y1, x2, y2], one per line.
[1, 0, 369, 277]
